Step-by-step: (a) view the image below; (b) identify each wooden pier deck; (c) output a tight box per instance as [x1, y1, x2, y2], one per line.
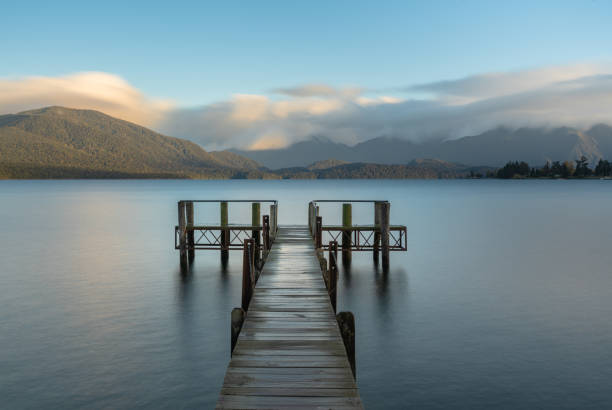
[216, 226, 363, 409]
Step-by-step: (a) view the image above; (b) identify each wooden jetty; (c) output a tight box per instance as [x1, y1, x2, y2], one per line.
[174, 200, 407, 409]
[218, 226, 362, 409]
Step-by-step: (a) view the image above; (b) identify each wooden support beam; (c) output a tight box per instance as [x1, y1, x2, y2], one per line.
[315, 216, 322, 249]
[308, 202, 313, 236]
[263, 215, 270, 254]
[380, 201, 390, 272]
[178, 201, 188, 272]
[186, 201, 195, 263]
[252, 202, 261, 267]
[336, 311, 356, 379]
[231, 307, 246, 356]
[373, 202, 381, 264]
[328, 241, 338, 313]
[241, 239, 255, 311]
[270, 204, 277, 240]
[220, 201, 229, 262]
[342, 203, 352, 264]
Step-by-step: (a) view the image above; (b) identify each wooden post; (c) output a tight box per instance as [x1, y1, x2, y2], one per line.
[308, 202, 313, 235]
[342, 203, 352, 264]
[178, 201, 188, 272]
[220, 201, 229, 262]
[315, 216, 322, 249]
[263, 215, 270, 253]
[314, 205, 320, 238]
[373, 202, 381, 264]
[336, 311, 356, 379]
[328, 241, 338, 313]
[252, 202, 261, 267]
[241, 239, 253, 311]
[186, 201, 195, 263]
[231, 307, 246, 356]
[380, 201, 390, 272]
[270, 204, 277, 240]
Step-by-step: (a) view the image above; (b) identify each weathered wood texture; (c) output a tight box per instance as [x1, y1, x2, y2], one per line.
[217, 226, 363, 409]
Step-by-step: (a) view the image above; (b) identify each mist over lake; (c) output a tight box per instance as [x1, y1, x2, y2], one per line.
[1, 179, 612, 409]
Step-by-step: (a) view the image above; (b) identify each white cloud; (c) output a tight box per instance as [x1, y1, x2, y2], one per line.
[0, 72, 173, 126]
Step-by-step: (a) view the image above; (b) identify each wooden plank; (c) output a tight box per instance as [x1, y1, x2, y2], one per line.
[221, 387, 359, 397]
[216, 395, 363, 409]
[217, 226, 362, 409]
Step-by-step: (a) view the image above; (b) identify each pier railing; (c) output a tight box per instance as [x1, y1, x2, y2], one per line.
[174, 225, 264, 251]
[309, 200, 407, 270]
[175, 200, 278, 272]
[320, 225, 407, 251]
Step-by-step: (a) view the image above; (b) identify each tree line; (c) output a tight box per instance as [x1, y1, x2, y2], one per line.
[492, 156, 612, 179]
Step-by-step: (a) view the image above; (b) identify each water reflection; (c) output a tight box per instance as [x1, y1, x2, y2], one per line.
[4, 180, 612, 410]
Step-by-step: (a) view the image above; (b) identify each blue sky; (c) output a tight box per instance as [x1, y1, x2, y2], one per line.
[3, 0, 612, 105]
[2, 1, 612, 149]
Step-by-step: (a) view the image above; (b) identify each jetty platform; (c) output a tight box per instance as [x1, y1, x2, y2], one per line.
[216, 226, 363, 409]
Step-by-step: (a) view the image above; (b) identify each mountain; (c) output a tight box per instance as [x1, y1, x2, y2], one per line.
[231, 136, 357, 169]
[232, 126, 612, 169]
[307, 159, 350, 170]
[275, 159, 492, 179]
[0, 106, 271, 179]
[4, 106, 610, 179]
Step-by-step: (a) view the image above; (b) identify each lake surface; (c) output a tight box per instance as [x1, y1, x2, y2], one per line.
[1, 179, 612, 409]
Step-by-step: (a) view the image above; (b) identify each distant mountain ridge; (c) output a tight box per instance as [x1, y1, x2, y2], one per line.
[275, 158, 492, 179]
[3, 106, 610, 179]
[0, 106, 269, 178]
[231, 126, 612, 169]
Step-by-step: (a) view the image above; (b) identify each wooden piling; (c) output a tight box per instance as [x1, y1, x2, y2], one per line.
[380, 201, 390, 271]
[252, 202, 261, 267]
[178, 201, 188, 272]
[231, 307, 245, 356]
[308, 202, 313, 235]
[336, 311, 356, 379]
[373, 202, 381, 264]
[342, 203, 352, 264]
[328, 241, 338, 313]
[186, 201, 195, 263]
[241, 239, 255, 311]
[220, 201, 229, 261]
[269, 204, 277, 240]
[315, 216, 322, 249]
[263, 215, 270, 253]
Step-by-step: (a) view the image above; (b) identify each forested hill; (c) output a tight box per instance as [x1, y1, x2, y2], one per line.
[0, 106, 269, 179]
[275, 159, 493, 179]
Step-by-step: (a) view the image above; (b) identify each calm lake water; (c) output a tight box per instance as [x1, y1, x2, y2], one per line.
[1, 179, 612, 409]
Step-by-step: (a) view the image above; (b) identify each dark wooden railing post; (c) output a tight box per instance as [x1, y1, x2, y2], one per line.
[186, 201, 195, 263]
[178, 201, 188, 272]
[328, 241, 338, 313]
[308, 202, 313, 236]
[220, 201, 229, 263]
[231, 307, 246, 356]
[252, 202, 261, 267]
[373, 202, 381, 264]
[241, 239, 254, 311]
[249, 238, 257, 282]
[315, 216, 322, 249]
[263, 215, 270, 254]
[380, 201, 390, 272]
[270, 204, 277, 241]
[342, 203, 352, 264]
[336, 311, 356, 379]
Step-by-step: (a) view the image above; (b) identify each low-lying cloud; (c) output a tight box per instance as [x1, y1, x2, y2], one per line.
[2, 63, 612, 150]
[0, 72, 172, 127]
